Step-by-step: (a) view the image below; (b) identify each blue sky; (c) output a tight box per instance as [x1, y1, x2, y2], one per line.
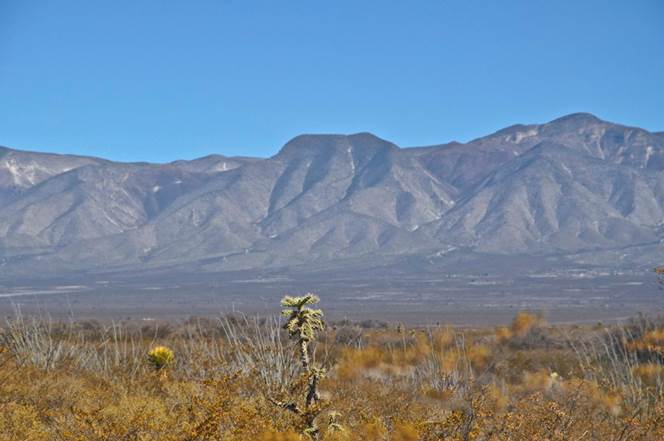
[1, 1, 662, 162]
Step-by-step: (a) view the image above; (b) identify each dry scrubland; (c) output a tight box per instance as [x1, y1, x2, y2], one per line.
[1, 295, 664, 440]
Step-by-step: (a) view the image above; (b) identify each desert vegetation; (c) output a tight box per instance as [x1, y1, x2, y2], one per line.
[1, 295, 663, 440]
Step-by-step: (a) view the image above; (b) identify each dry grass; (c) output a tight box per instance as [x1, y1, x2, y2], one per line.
[1, 309, 663, 440]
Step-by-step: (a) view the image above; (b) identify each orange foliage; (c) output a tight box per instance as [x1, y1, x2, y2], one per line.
[510, 311, 543, 337]
[0, 311, 663, 440]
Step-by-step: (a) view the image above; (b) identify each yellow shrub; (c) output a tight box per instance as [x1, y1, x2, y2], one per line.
[495, 326, 512, 343]
[358, 419, 387, 441]
[259, 430, 302, 441]
[0, 403, 49, 441]
[147, 345, 174, 370]
[628, 329, 664, 356]
[468, 344, 491, 371]
[392, 422, 419, 441]
[510, 311, 542, 337]
[633, 363, 664, 385]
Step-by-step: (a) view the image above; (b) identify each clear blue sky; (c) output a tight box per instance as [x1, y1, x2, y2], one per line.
[1, 1, 662, 162]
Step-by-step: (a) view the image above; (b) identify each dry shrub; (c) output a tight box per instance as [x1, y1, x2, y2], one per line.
[392, 422, 419, 441]
[0, 309, 663, 440]
[632, 363, 664, 386]
[259, 430, 302, 441]
[511, 311, 541, 337]
[0, 403, 49, 441]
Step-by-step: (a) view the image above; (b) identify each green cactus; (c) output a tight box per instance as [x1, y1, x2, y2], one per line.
[281, 294, 324, 371]
[271, 293, 330, 439]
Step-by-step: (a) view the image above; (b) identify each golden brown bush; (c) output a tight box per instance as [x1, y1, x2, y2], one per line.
[510, 310, 543, 337]
[0, 310, 662, 440]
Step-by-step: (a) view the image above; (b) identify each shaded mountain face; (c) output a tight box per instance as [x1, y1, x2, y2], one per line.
[0, 113, 661, 276]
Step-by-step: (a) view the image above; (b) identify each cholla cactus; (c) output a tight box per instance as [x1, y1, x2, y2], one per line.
[273, 294, 330, 439]
[147, 345, 174, 370]
[281, 294, 324, 371]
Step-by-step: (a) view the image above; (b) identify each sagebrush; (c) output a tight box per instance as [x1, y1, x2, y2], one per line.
[1, 305, 663, 440]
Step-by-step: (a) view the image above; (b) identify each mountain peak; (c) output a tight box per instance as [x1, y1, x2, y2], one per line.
[547, 112, 603, 125]
[275, 132, 397, 159]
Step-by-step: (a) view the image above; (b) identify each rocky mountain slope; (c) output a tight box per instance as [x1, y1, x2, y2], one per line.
[0, 113, 661, 277]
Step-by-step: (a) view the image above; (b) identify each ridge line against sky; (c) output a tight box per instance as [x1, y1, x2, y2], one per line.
[1, 112, 662, 165]
[1, 0, 663, 163]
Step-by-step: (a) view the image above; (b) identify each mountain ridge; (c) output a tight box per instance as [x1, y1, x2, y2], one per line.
[0, 113, 661, 278]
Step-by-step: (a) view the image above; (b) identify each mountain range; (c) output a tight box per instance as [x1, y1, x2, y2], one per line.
[0, 113, 662, 279]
